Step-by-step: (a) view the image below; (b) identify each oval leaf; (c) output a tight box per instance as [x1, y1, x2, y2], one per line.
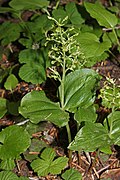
[69, 122, 110, 152]
[108, 111, 120, 146]
[76, 32, 111, 58]
[84, 2, 118, 28]
[75, 105, 97, 124]
[9, 0, 49, 10]
[19, 49, 47, 84]
[0, 98, 7, 118]
[60, 69, 99, 112]
[0, 125, 31, 159]
[19, 91, 69, 127]
[65, 2, 84, 26]
[4, 74, 18, 91]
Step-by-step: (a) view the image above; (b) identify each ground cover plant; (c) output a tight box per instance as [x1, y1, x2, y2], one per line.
[0, 0, 120, 179]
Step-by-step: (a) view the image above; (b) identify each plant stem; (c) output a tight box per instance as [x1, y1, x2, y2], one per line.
[59, 51, 72, 164]
[112, 28, 120, 46]
[61, 56, 66, 109]
[66, 123, 72, 165]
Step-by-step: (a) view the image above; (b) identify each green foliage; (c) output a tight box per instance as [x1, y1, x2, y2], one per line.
[19, 48, 48, 84]
[62, 168, 82, 180]
[75, 105, 97, 125]
[0, 0, 120, 178]
[4, 74, 18, 91]
[84, 2, 118, 28]
[69, 111, 120, 152]
[7, 101, 20, 116]
[19, 91, 69, 127]
[0, 171, 29, 180]
[0, 125, 31, 160]
[0, 98, 7, 118]
[76, 32, 111, 65]
[0, 22, 22, 46]
[0, 159, 15, 170]
[65, 2, 84, 27]
[60, 69, 99, 112]
[9, 0, 49, 10]
[31, 147, 68, 176]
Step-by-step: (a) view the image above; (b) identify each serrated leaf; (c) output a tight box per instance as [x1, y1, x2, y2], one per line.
[0, 171, 18, 180]
[19, 91, 69, 127]
[69, 122, 110, 152]
[76, 33, 111, 58]
[9, 0, 49, 10]
[0, 159, 15, 170]
[0, 125, 31, 159]
[0, 22, 21, 45]
[108, 111, 120, 146]
[75, 105, 97, 124]
[19, 49, 48, 84]
[41, 147, 56, 162]
[50, 157, 68, 175]
[4, 74, 18, 91]
[60, 69, 99, 112]
[0, 98, 7, 118]
[31, 148, 68, 176]
[65, 2, 84, 26]
[84, 2, 118, 28]
[62, 168, 82, 180]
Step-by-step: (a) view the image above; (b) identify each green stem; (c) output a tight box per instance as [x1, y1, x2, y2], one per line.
[59, 51, 72, 164]
[112, 28, 120, 46]
[66, 123, 72, 165]
[61, 57, 66, 108]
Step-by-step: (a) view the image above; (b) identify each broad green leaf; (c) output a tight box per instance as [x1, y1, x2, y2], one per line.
[41, 147, 56, 162]
[84, 2, 118, 28]
[4, 74, 18, 91]
[0, 7, 16, 13]
[65, 2, 84, 26]
[0, 171, 18, 180]
[19, 91, 69, 127]
[0, 98, 7, 118]
[7, 101, 20, 116]
[69, 122, 110, 152]
[50, 157, 68, 175]
[9, 0, 49, 10]
[0, 159, 15, 170]
[19, 48, 48, 84]
[31, 148, 68, 176]
[60, 69, 99, 112]
[0, 171, 29, 180]
[76, 33, 111, 58]
[0, 22, 21, 45]
[108, 111, 120, 146]
[0, 125, 31, 159]
[52, 8, 67, 23]
[62, 168, 82, 180]
[75, 105, 97, 124]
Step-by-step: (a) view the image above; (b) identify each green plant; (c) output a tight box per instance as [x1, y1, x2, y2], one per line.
[0, 0, 120, 179]
[0, 125, 31, 170]
[19, 16, 100, 163]
[69, 77, 120, 153]
[31, 147, 68, 176]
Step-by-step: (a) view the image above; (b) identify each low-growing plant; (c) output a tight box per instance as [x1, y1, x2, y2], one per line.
[0, 0, 120, 179]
